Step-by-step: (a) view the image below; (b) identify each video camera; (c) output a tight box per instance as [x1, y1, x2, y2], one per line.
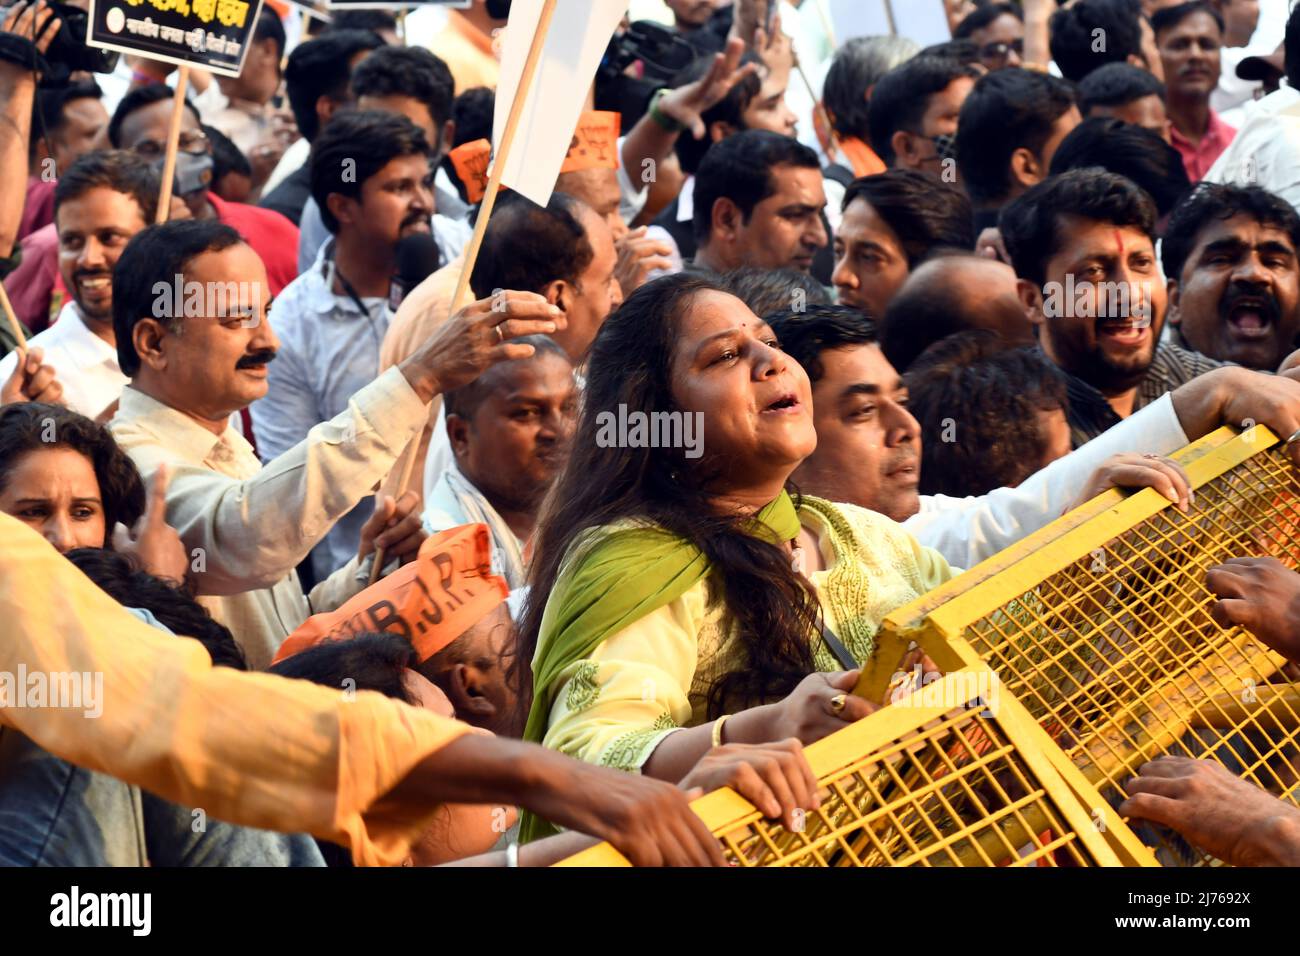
[0, 0, 119, 87]
[596, 20, 698, 127]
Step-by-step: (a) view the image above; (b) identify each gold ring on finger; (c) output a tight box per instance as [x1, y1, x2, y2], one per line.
[829, 693, 847, 715]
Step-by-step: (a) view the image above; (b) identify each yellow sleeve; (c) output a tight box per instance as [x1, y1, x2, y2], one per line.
[541, 581, 708, 772]
[0, 514, 469, 867]
[911, 535, 960, 591]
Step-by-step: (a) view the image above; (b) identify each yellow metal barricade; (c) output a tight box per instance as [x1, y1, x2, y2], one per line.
[862, 425, 1300, 866]
[555, 667, 1142, 867]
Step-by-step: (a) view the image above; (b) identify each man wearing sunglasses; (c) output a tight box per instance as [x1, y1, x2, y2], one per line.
[108, 83, 300, 296]
[954, 2, 1026, 71]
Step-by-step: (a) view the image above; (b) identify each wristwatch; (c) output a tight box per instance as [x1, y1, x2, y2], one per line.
[649, 88, 687, 134]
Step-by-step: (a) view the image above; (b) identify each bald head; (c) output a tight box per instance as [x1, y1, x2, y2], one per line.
[880, 254, 1034, 371]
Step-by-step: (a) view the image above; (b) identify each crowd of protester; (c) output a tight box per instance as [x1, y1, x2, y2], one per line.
[1, 0, 1300, 869]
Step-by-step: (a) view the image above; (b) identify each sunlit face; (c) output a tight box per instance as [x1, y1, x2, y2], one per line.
[669, 291, 816, 494]
[555, 167, 626, 240]
[741, 64, 797, 138]
[1030, 217, 1166, 394]
[141, 243, 279, 422]
[334, 152, 434, 248]
[0, 447, 106, 552]
[450, 351, 578, 513]
[1157, 10, 1223, 100]
[556, 206, 622, 362]
[792, 343, 921, 522]
[56, 186, 147, 329]
[895, 75, 973, 176]
[729, 164, 827, 273]
[833, 197, 911, 319]
[1169, 213, 1300, 370]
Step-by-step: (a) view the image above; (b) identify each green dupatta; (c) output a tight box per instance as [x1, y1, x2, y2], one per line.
[519, 491, 801, 842]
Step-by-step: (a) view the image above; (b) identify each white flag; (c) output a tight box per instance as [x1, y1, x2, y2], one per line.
[491, 0, 631, 207]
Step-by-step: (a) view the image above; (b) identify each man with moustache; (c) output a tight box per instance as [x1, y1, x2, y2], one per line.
[0, 150, 157, 419]
[1163, 183, 1300, 370]
[253, 110, 436, 582]
[108, 218, 565, 667]
[1001, 168, 1223, 446]
[1153, 2, 1237, 182]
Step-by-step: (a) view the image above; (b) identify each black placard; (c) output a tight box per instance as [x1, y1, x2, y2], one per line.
[85, 0, 266, 78]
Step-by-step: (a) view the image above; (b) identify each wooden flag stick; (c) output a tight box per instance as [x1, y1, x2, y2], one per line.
[155, 65, 190, 225]
[882, 0, 897, 38]
[794, 56, 837, 160]
[0, 282, 28, 353]
[371, 0, 559, 585]
[812, 0, 837, 50]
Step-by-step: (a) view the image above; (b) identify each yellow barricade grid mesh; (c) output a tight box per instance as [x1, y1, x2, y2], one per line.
[556, 670, 1127, 867]
[934, 433, 1300, 865]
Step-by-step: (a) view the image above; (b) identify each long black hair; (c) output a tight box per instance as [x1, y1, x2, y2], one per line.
[517, 273, 821, 721]
[0, 402, 146, 544]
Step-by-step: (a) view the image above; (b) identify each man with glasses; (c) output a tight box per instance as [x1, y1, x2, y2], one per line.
[866, 56, 978, 178]
[953, 1, 1025, 71]
[107, 84, 300, 295]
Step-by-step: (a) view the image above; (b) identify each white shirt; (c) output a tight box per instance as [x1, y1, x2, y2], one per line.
[1204, 85, 1300, 213]
[905, 393, 1190, 569]
[0, 302, 126, 419]
[251, 240, 393, 581]
[109, 367, 428, 670]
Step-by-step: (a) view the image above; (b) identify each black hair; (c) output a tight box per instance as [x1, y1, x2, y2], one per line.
[765, 304, 878, 385]
[310, 109, 429, 234]
[107, 83, 202, 148]
[328, 9, 397, 35]
[905, 331, 1069, 496]
[1077, 61, 1167, 113]
[1000, 167, 1157, 287]
[954, 2, 1024, 38]
[270, 631, 418, 704]
[1049, 117, 1191, 218]
[722, 266, 832, 319]
[1049, 0, 1148, 82]
[253, 6, 287, 61]
[879, 255, 1022, 371]
[1287, 1, 1300, 91]
[822, 35, 922, 143]
[111, 219, 245, 377]
[468, 191, 593, 301]
[1150, 2, 1224, 37]
[693, 129, 821, 243]
[444, 334, 572, 421]
[30, 79, 102, 164]
[204, 124, 251, 184]
[1162, 182, 1300, 285]
[451, 86, 494, 147]
[867, 57, 978, 167]
[0, 403, 146, 540]
[350, 45, 455, 133]
[519, 273, 827, 721]
[955, 68, 1078, 208]
[284, 29, 384, 142]
[53, 148, 160, 223]
[669, 50, 764, 175]
[917, 39, 983, 67]
[842, 170, 975, 265]
[63, 548, 247, 669]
